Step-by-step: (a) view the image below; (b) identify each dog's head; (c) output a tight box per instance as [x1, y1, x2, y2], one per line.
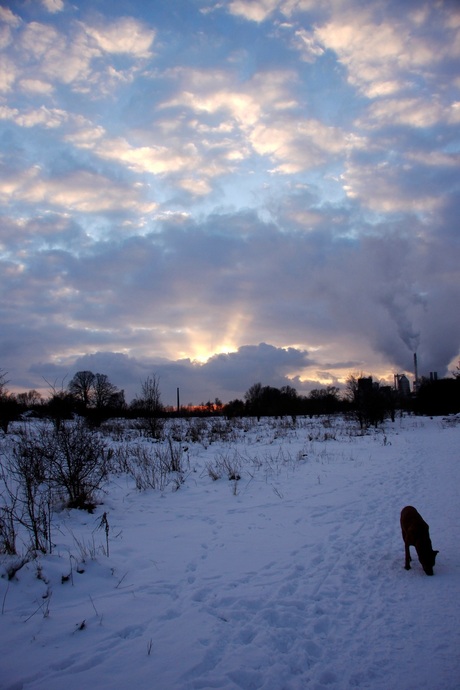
[418, 546, 439, 576]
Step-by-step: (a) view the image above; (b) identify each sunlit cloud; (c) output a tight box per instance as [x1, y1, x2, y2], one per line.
[362, 98, 460, 129]
[0, 105, 67, 128]
[228, 0, 280, 23]
[0, 166, 157, 215]
[250, 118, 365, 173]
[41, 0, 64, 13]
[0, 7, 21, 27]
[93, 137, 198, 175]
[178, 177, 213, 196]
[17, 21, 96, 87]
[0, 55, 17, 91]
[314, 3, 460, 98]
[0, 0, 459, 403]
[5, 13, 155, 100]
[18, 78, 54, 95]
[83, 17, 155, 58]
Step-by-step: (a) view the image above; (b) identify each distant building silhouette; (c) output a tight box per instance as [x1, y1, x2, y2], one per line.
[394, 374, 410, 397]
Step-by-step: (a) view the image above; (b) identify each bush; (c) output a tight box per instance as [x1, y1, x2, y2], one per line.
[206, 451, 242, 482]
[124, 444, 168, 491]
[48, 419, 111, 510]
[121, 436, 185, 492]
[1, 427, 53, 553]
[0, 419, 111, 557]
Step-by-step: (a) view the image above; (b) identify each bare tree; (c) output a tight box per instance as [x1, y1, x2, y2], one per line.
[345, 372, 388, 429]
[244, 382, 263, 406]
[0, 369, 9, 397]
[308, 386, 341, 415]
[93, 373, 119, 409]
[139, 374, 163, 415]
[344, 372, 362, 404]
[0, 369, 19, 433]
[69, 371, 95, 408]
[43, 376, 73, 431]
[16, 390, 43, 408]
[133, 374, 164, 439]
[245, 382, 263, 419]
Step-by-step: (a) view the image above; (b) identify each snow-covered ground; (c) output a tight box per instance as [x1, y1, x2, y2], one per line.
[1, 415, 459, 690]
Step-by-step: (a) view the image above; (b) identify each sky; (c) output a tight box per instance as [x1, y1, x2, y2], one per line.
[1, 0, 459, 406]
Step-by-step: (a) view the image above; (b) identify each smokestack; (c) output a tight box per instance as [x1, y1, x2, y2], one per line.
[413, 353, 418, 391]
[177, 387, 180, 413]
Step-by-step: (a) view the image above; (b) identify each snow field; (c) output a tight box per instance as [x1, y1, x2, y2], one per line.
[1, 415, 459, 690]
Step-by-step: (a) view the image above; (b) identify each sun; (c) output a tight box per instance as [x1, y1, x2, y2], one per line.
[184, 310, 251, 363]
[190, 342, 238, 364]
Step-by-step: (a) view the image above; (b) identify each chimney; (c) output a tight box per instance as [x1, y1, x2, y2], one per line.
[413, 353, 418, 391]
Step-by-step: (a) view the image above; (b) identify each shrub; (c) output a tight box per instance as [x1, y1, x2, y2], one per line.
[1, 427, 53, 553]
[124, 443, 169, 491]
[123, 436, 185, 492]
[207, 451, 242, 481]
[48, 419, 111, 510]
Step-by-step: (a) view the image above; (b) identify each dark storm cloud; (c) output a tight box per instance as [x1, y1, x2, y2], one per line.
[28, 344, 315, 406]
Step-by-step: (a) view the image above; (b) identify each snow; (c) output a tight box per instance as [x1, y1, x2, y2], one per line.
[1, 415, 459, 690]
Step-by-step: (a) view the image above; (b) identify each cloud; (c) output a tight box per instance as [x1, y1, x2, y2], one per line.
[0, 55, 17, 91]
[341, 161, 439, 214]
[314, 4, 460, 99]
[289, 28, 325, 62]
[0, 213, 87, 255]
[227, 0, 281, 23]
[362, 98, 460, 129]
[0, 165, 157, 215]
[155, 67, 364, 180]
[63, 122, 107, 151]
[18, 21, 95, 87]
[161, 67, 265, 127]
[18, 78, 55, 95]
[0, 7, 21, 28]
[203, 342, 315, 391]
[0, 105, 67, 128]
[1, 1, 459, 404]
[41, 0, 64, 13]
[83, 17, 155, 58]
[2, 200, 459, 401]
[251, 117, 364, 173]
[5, 14, 154, 99]
[342, 146, 459, 214]
[61, 66, 330, 189]
[25, 343, 316, 405]
[92, 136, 199, 176]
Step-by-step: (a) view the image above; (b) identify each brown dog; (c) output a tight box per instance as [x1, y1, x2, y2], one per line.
[400, 506, 439, 576]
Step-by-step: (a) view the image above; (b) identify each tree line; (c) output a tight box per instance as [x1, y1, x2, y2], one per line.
[1, 365, 459, 434]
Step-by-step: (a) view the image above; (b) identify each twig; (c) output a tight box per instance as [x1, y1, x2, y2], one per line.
[115, 571, 129, 589]
[96, 512, 110, 557]
[89, 594, 99, 617]
[23, 594, 52, 623]
[1, 582, 9, 615]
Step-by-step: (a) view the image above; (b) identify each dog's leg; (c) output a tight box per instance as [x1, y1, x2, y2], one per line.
[404, 540, 412, 570]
